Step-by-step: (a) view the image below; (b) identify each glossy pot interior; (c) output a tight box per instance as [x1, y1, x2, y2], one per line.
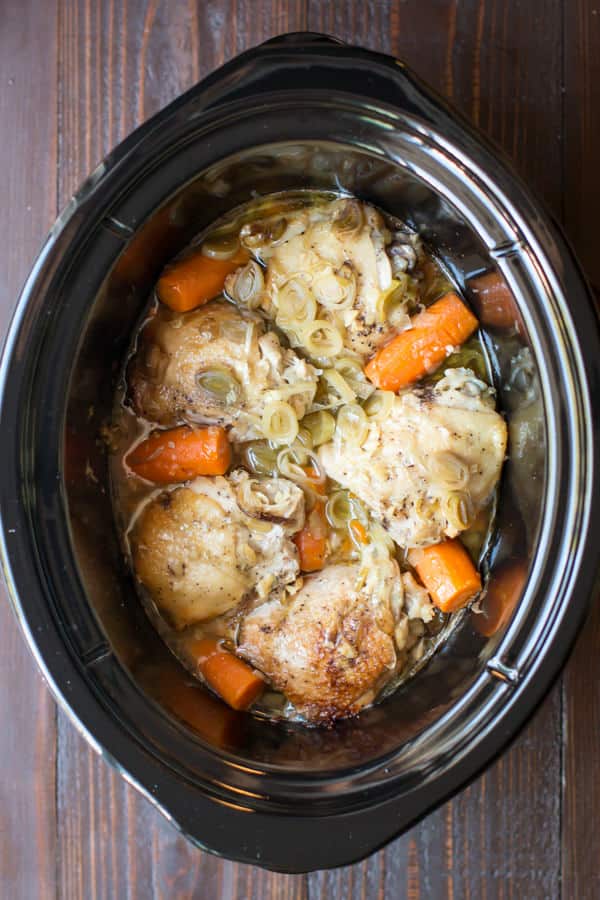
[1, 35, 598, 871]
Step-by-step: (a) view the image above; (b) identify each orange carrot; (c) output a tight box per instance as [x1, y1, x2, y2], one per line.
[158, 666, 243, 747]
[408, 538, 482, 613]
[349, 518, 369, 545]
[365, 292, 479, 391]
[294, 501, 329, 572]
[473, 559, 527, 637]
[469, 271, 524, 333]
[127, 425, 231, 483]
[157, 247, 249, 312]
[188, 638, 265, 711]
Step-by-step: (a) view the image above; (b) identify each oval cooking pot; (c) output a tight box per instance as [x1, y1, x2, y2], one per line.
[0, 33, 598, 872]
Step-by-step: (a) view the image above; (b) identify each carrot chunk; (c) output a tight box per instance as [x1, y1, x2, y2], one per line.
[469, 271, 524, 333]
[365, 292, 479, 391]
[187, 638, 265, 711]
[294, 501, 329, 572]
[408, 538, 482, 613]
[473, 559, 527, 637]
[157, 667, 243, 747]
[127, 425, 231, 483]
[157, 247, 249, 312]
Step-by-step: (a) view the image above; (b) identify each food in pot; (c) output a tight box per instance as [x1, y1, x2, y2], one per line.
[128, 299, 318, 442]
[319, 367, 506, 548]
[110, 191, 507, 725]
[238, 561, 401, 722]
[129, 471, 304, 630]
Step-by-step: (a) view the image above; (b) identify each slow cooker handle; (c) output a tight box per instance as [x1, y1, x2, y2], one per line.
[194, 31, 457, 139]
[259, 32, 347, 48]
[195, 31, 467, 141]
[201, 32, 510, 165]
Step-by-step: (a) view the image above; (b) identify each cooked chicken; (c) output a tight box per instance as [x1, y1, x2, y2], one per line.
[247, 199, 413, 359]
[319, 368, 507, 548]
[392, 572, 437, 666]
[402, 571, 435, 623]
[238, 558, 405, 723]
[128, 299, 318, 441]
[229, 468, 305, 531]
[130, 471, 304, 630]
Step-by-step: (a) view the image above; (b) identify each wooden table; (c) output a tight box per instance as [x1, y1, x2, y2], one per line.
[1, 2, 598, 897]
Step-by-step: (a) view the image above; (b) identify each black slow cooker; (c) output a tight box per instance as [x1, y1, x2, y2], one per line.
[1, 34, 598, 872]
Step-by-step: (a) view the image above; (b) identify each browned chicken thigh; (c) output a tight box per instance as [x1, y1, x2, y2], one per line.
[130, 471, 304, 630]
[238, 561, 402, 722]
[128, 299, 318, 441]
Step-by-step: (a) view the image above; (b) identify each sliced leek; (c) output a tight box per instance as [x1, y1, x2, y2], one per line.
[195, 367, 241, 404]
[364, 390, 395, 421]
[299, 320, 343, 359]
[201, 229, 241, 260]
[302, 410, 336, 446]
[241, 441, 279, 476]
[320, 368, 356, 405]
[261, 400, 299, 445]
[226, 260, 264, 309]
[335, 403, 369, 447]
[312, 264, 356, 311]
[325, 490, 353, 528]
[275, 278, 317, 328]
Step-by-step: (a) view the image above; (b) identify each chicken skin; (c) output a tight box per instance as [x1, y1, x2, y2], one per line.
[320, 368, 507, 548]
[238, 559, 404, 722]
[128, 299, 318, 441]
[250, 199, 415, 359]
[130, 471, 304, 630]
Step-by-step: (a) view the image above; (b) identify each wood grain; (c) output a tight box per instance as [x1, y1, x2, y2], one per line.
[1, 0, 598, 897]
[561, 4, 600, 898]
[0, 2, 59, 898]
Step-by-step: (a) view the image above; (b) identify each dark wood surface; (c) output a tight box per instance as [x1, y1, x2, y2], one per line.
[0, 1, 598, 897]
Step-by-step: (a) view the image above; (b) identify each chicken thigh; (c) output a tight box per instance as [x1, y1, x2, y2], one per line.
[319, 368, 507, 548]
[128, 299, 318, 441]
[130, 471, 304, 630]
[238, 558, 404, 722]
[244, 199, 416, 359]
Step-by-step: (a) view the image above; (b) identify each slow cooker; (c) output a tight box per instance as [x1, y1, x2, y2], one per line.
[0, 33, 598, 872]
